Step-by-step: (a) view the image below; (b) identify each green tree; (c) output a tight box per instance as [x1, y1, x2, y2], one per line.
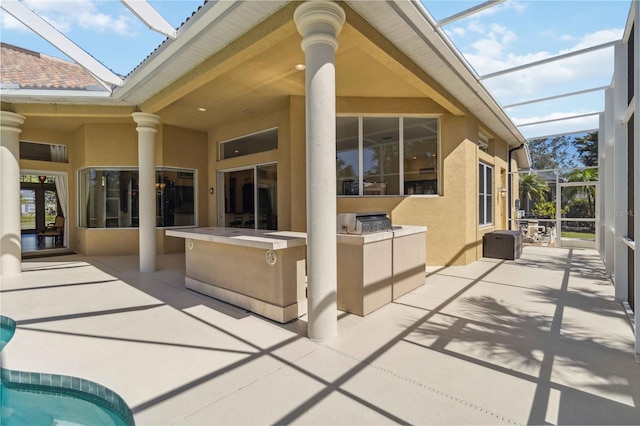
[573, 131, 598, 167]
[564, 168, 598, 218]
[519, 173, 550, 214]
[531, 201, 555, 218]
[528, 136, 577, 169]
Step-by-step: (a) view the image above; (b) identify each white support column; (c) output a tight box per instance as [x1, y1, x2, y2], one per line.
[603, 89, 615, 277]
[132, 112, 160, 273]
[0, 111, 26, 278]
[294, 1, 345, 342]
[633, 0, 640, 363]
[598, 112, 605, 259]
[613, 42, 628, 303]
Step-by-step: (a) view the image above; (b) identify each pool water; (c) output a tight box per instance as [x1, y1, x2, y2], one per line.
[1, 384, 127, 426]
[1, 316, 133, 425]
[0, 321, 15, 351]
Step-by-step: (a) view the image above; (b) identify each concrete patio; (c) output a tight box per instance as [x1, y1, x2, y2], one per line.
[1, 245, 638, 425]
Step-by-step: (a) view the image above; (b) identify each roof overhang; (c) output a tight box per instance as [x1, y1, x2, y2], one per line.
[2, 0, 530, 168]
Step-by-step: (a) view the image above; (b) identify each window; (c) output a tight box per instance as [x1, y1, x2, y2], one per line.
[337, 116, 440, 196]
[156, 169, 196, 227]
[219, 128, 278, 160]
[20, 141, 67, 163]
[478, 132, 490, 152]
[479, 163, 493, 226]
[79, 168, 195, 228]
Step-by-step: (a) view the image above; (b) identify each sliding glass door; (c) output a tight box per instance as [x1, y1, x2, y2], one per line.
[219, 164, 277, 230]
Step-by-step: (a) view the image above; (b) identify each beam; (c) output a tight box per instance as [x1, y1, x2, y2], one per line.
[517, 112, 601, 127]
[481, 40, 617, 80]
[121, 0, 177, 39]
[525, 128, 598, 141]
[0, 0, 123, 88]
[503, 86, 609, 109]
[436, 0, 506, 27]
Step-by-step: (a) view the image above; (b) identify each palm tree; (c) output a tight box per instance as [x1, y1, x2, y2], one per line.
[519, 173, 550, 215]
[564, 168, 598, 217]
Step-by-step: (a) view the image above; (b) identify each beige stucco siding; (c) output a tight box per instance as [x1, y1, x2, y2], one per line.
[208, 108, 292, 230]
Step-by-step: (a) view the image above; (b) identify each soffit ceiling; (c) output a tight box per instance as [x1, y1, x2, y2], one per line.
[4, 0, 522, 150]
[156, 24, 434, 132]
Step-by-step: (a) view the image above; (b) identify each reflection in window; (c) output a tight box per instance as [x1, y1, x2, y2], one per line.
[404, 117, 439, 195]
[336, 116, 440, 196]
[364, 117, 399, 195]
[336, 117, 359, 195]
[79, 168, 195, 228]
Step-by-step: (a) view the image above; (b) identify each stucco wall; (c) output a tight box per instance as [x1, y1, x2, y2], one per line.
[208, 108, 292, 230]
[159, 124, 209, 253]
[19, 120, 208, 257]
[203, 96, 514, 266]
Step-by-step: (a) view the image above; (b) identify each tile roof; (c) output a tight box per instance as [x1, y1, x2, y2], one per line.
[1, 42, 105, 90]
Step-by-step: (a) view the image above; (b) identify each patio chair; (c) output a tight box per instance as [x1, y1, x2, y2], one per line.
[37, 215, 64, 246]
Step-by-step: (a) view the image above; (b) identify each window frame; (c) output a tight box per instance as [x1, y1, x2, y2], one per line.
[479, 162, 493, 227]
[336, 115, 441, 197]
[218, 127, 278, 161]
[77, 166, 197, 229]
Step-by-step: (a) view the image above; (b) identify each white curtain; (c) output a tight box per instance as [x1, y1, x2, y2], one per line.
[50, 144, 67, 162]
[54, 175, 68, 245]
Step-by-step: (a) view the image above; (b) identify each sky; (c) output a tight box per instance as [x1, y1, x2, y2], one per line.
[0, 0, 634, 140]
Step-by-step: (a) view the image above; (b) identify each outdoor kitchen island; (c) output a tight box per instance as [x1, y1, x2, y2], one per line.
[167, 221, 427, 322]
[165, 227, 307, 323]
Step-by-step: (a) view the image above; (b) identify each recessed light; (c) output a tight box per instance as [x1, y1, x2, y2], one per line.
[197, 107, 207, 112]
[234, 150, 240, 153]
[412, 156, 417, 160]
[294, 63, 305, 71]
[242, 109, 255, 114]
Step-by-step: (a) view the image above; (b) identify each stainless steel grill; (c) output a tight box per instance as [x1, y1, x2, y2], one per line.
[336, 212, 392, 234]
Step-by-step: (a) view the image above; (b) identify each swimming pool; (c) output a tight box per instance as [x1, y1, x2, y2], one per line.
[1, 315, 134, 425]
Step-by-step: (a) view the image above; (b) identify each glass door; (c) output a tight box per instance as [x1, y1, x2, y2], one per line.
[20, 174, 64, 251]
[219, 164, 277, 230]
[558, 182, 597, 248]
[20, 189, 36, 231]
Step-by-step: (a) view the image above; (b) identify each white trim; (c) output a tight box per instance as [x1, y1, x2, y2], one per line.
[436, 0, 506, 27]
[526, 129, 599, 142]
[623, 96, 635, 124]
[622, 0, 636, 44]
[1, 89, 111, 98]
[518, 112, 601, 127]
[622, 236, 636, 251]
[502, 86, 609, 109]
[121, 0, 177, 39]
[399, 116, 405, 194]
[480, 41, 618, 80]
[612, 40, 629, 303]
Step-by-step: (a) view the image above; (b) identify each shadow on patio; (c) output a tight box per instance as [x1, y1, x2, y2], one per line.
[1, 246, 638, 425]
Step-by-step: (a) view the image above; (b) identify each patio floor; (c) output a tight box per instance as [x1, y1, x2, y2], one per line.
[1, 246, 638, 425]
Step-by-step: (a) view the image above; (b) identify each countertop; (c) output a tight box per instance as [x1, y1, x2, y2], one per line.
[165, 227, 307, 250]
[167, 225, 426, 249]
